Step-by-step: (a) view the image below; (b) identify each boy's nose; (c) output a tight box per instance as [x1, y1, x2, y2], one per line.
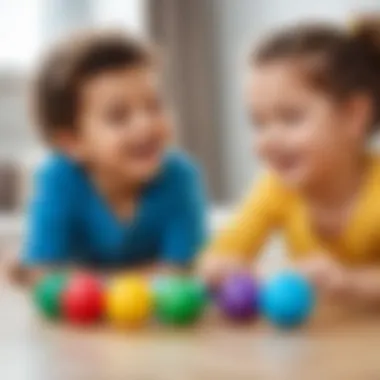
[132, 112, 155, 133]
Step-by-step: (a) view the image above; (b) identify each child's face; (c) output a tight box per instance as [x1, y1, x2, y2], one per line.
[69, 66, 172, 183]
[247, 61, 366, 190]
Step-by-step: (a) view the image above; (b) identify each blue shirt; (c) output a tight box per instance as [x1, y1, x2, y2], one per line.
[23, 151, 207, 268]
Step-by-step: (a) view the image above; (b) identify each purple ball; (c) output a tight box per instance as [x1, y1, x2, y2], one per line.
[218, 273, 259, 321]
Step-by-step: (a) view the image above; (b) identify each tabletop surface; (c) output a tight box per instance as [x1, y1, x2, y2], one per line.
[1, 279, 380, 380]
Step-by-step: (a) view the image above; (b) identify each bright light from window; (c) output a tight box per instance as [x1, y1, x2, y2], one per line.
[94, 0, 146, 34]
[0, 0, 43, 69]
[0, 0, 146, 71]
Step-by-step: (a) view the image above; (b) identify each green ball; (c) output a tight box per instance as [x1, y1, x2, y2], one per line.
[33, 273, 68, 319]
[153, 276, 207, 326]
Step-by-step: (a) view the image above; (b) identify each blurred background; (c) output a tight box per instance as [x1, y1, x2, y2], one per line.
[1, 0, 380, 251]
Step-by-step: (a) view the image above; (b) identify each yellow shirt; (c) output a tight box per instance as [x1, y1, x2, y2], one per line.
[209, 156, 380, 266]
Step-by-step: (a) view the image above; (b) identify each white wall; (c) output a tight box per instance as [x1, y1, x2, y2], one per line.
[216, 0, 380, 200]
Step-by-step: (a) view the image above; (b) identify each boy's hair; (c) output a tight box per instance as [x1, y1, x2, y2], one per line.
[34, 30, 155, 139]
[251, 16, 380, 132]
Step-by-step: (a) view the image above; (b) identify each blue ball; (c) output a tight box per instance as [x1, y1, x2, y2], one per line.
[260, 271, 315, 329]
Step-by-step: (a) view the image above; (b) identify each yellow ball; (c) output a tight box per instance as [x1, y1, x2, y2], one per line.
[106, 276, 153, 328]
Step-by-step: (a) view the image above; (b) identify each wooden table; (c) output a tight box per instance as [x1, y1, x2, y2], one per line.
[1, 279, 380, 380]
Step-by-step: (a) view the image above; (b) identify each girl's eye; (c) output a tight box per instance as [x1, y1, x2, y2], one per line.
[278, 107, 306, 125]
[248, 111, 264, 129]
[250, 116, 259, 127]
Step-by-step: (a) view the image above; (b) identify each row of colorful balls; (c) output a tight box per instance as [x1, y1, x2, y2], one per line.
[33, 271, 315, 329]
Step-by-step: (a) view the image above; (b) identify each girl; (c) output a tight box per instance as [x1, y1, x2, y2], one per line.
[201, 17, 380, 307]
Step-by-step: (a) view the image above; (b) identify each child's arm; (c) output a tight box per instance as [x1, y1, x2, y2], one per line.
[15, 159, 77, 287]
[160, 158, 207, 271]
[297, 255, 380, 308]
[6, 260, 61, 287]
[347, 267, 380, 307]
[199, 175, 287, 285]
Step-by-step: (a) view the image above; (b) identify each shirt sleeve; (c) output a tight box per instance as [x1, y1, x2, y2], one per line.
[22, 161, 77, 266]
[206, 174, 288, 259]
[161, 161, 208, 266]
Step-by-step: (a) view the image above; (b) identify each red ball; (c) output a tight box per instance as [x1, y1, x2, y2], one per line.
[62, 273, 104, 324]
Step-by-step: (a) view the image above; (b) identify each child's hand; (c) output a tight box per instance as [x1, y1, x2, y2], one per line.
[198, 253, 250, 289]
[2, 253, 45, 287]
[296, 254, 352, 299]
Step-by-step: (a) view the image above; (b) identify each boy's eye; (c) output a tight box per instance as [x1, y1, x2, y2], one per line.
[145, 96, 163, 114]
[106, 104, 130, 125]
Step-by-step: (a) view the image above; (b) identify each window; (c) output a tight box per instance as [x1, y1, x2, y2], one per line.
[94, 0, 146, 34]
[0, 0, 43, 70]
[0, 0, 146, 70]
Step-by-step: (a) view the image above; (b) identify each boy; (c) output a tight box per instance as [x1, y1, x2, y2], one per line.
[15, 30, 206, 284]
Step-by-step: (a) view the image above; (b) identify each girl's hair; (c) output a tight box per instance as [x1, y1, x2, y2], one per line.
[251, 16, 380, 131]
